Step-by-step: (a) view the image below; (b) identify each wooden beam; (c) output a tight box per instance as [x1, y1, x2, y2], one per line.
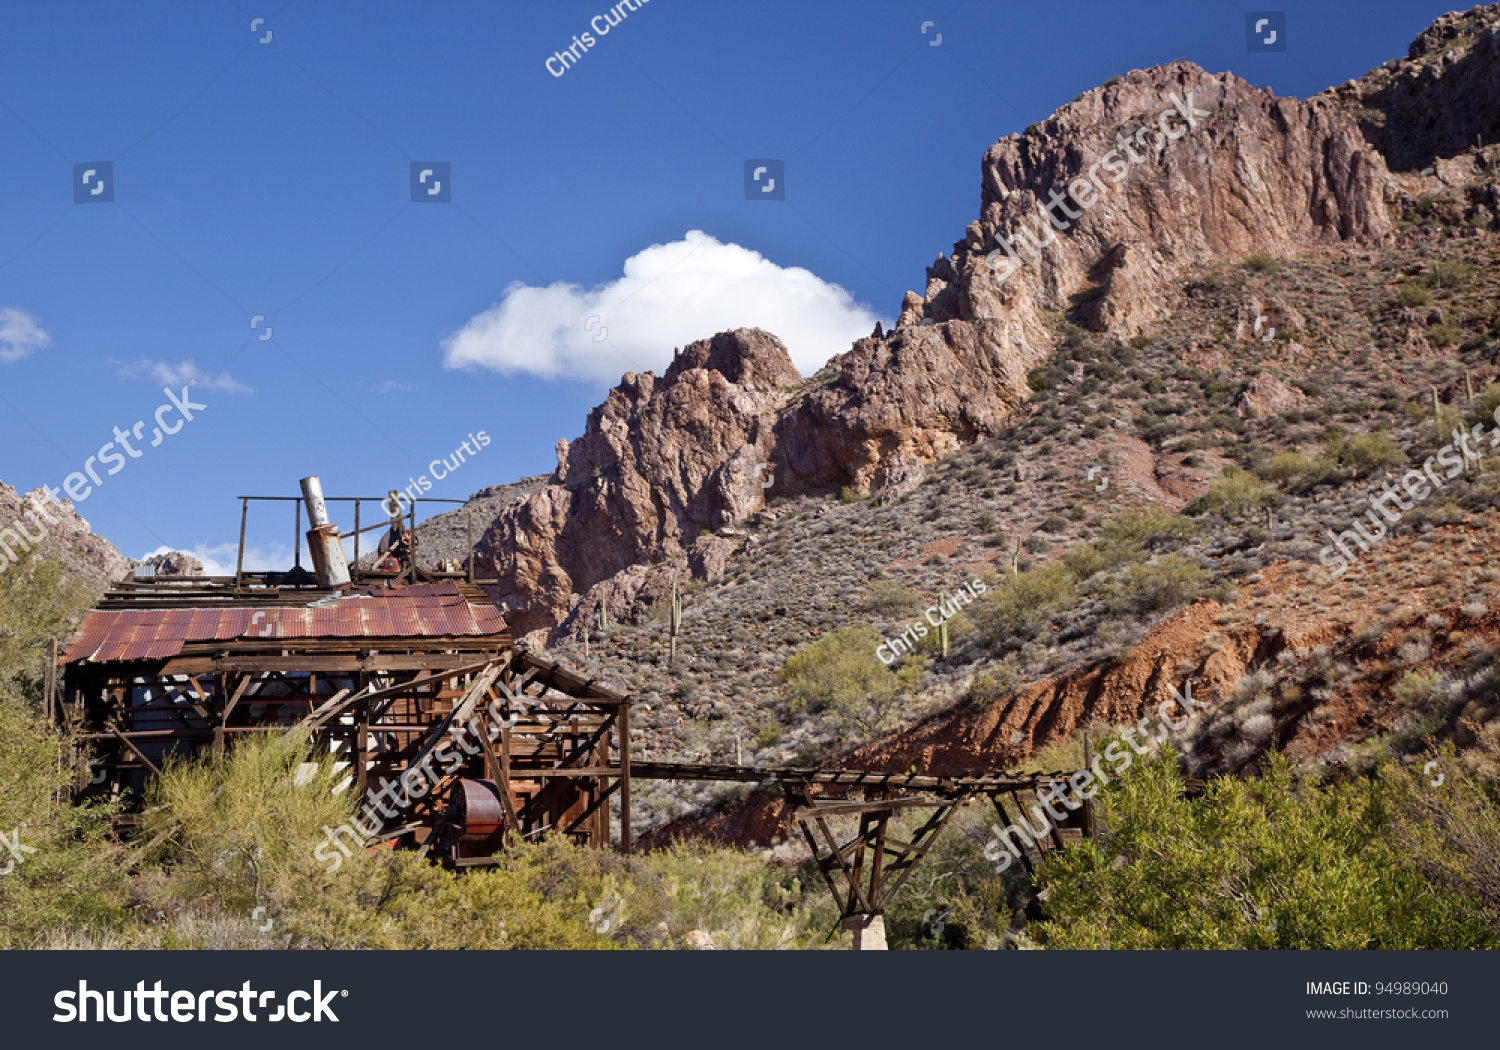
[105, 722, 161, 776]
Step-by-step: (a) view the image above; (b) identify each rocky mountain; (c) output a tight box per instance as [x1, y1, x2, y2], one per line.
[471, 40, 1461, 644]
[0, 483, 131, 595]
[460, 6, 1500, 839]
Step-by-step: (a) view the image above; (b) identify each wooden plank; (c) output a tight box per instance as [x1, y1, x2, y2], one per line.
[106, 722, 161, 776]
[619, 704, 631, 854]
[792, 796, 942, 820]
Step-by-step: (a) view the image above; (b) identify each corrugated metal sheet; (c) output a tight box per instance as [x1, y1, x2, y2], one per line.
[63, 582, 506, 664]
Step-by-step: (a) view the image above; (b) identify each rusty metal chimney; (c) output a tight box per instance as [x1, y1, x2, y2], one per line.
[300, 476, 351, 589]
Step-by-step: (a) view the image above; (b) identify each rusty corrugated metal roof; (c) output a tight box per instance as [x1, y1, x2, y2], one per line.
[62, 582, 506, 664]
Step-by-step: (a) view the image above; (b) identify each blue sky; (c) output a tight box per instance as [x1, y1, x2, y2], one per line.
[0, 0, 1458, 571]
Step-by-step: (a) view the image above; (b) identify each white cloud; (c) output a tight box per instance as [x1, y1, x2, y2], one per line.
[142, 542, 291, 578]
[359, 379, 414, 394]
[0, 307, 51, 363]
[442, 230, 887, 383]
[115, 358, 253, 394]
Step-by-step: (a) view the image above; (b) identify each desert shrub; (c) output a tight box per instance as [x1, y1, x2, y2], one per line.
[1188, 468, 1276, 519]
[1392, 668, 1443, 707]
[144, 737, 615, 950]
[1425, 259, 1472, 290]
[1381, 740, 1500, 941]
[1062, 542, 1107, 580]
[0, 686, 123, 947]
[1324, 430, 1405, 474]
[1426, 323, 1464, 347]
[0, 551, 91, 694]
[964, 665, 1018, 707]
[1399, 283, 1433, 307]
[1469, 384, 1500, 428]
[1104, 554, 1211, 615]
[752, 721, 783, 749]
[1243, 252, 1277, 273]
[1100, 505, 1196, 552]
[1035, 749, 1492, 949]
[971, 565, 1076, 647]
[839, 486, 864, 504]
[862, 580, 919, 617]
[1259, 450, 1322, 486]
[780, 625, 908, 733]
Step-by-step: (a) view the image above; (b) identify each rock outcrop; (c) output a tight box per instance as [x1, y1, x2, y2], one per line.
[896, 61, 1394, 346]
[133, 550, 205, 577]
[478, 329, 801, 643]
[0, 483, 130, 595]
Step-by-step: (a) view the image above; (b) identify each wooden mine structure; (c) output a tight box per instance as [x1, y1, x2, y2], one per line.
[52, 479, 1093, 946]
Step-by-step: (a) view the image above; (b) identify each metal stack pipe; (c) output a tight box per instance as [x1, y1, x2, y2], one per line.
[300, 475, 352, 589]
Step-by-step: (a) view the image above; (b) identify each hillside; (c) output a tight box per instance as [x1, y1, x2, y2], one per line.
[433, 7, 1500, 841]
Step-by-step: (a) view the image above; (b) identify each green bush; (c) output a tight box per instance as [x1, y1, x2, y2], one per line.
[0, 687, 123, 947]
[1035, 749, 1492, 949]
[971, 565, 1076, 647]
[1189, 468, 1276, 518]
[1425, 259, 1472, 290]
[1259, 449, 1323, 486]
[1104, 554, 1211, 615]
[1062, 542, 1108, 581]
[1399, 282, 1432, 307]
[1326, 430, 1405, 473]
[861, 580, 919, 617]
[1101, 505, 1196, 551]
[144, 736, 618, 949]
[964, 666, 1018, 707]
[1470, 384, 1500, 427]
[780, 625, 909, 733]
[1243, 253, 1277, 273]
[1426, 323, 1464, 347]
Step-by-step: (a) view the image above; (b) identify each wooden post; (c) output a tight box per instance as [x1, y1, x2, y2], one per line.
[43, 637, 57, 722]
[619, 704, 631, 854]
[466, 509, 474, 584]
[236, 498, 248, 586]
[293, 500, 302, 569]
[353, 499, 361, 583]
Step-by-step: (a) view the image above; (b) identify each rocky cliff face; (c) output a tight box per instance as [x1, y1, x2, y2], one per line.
[896, 61, 1395, 342]
[0, 483, 130, 595]
[477, 18, 1500, 644]
[479, 329, 801, 642]
[1341, 7, 1500, 174]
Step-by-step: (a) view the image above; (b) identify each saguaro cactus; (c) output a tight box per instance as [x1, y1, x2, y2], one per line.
[669, 571, 683, 667]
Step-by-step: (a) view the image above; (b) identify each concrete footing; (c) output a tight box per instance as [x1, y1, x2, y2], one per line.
[841, 913, 888, 950]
